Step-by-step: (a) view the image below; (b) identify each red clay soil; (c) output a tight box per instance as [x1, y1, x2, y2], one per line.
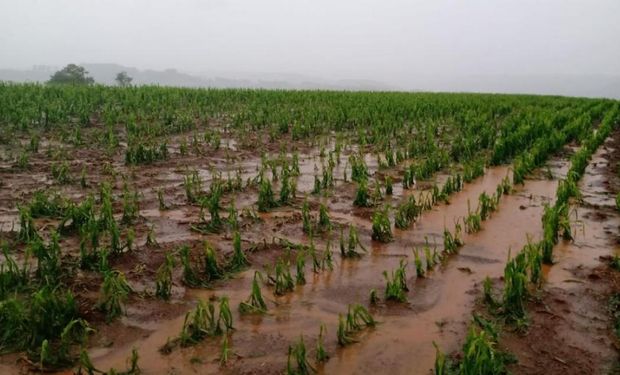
[477, 131, 620, 375]
[498, 264, 620, 375]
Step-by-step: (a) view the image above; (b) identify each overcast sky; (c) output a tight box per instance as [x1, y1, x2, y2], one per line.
[1, 0, 619, 87]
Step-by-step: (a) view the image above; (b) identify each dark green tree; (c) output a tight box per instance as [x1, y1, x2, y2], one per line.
[48, 64, 95, 85]
[115, 71, 133, 87]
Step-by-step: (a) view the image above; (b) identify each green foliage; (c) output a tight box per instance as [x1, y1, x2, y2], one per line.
[48, 64, 94, 85]
[39, 319, 92, 369]
[395, 196, 420, 229]
[220, 335, 231, 366]
[369, 289, 379, 305]
[18, 206, 40, 243]
[337, 304, 376, 346]
[434, 318, 514, 375]
[179, 245, 202, 287]
[184, 169, 202, 203]
[463, 158, 485, 183]
[524, 240, 543, 286]
[0, 246, 30, 299]
[440, 174, 463, 198]
[270, 259, 295, 296]
[0, 287, 81, 359]
[155, 252, 175, 300]
[464, 200, 482, 234]
[321, 241, 334, 271]
[353, 180, 371, 207]
[312, 173, 322, 195]
[433, 341, 450, 375]
[239, 272, 268, 314]
[178, 297, 234, 347]
[27, 190, 68, 218]
[318, 203, 331, 231]
[33, 232, 63, 286]
[498, 175, 512, 195]
[423, 239, 440, 271]
[337, 314, 355, 346]
[115, 71, 133, 87]
[286, 335, 314, 375]
[502, 251, 529, 322]
[443, 224, 463, 255]
[98, 271, 132, 322]
[339, 225, 366, 258]
[533, 107, 619, 268]
[610, 255, 620, 272]
[15, 150, 30, 169]
[204, 242, 223, 281]
[1, 83, 616, 373]
[458, 325, 509, 375]
[78, 346, 140, 374]
[371, 205, 392, 242]
[540, 203, 571, 264]
[477, 192, 496, 221]
[280, 168, 292, 205]
[228, 231, 249, 272]
[227, 199, 239, 230]
[316, 324, 329, 363]
[258, 177, 277, 212]
[483, 276, 498, 309]
[383, 259, 408, 302]
[350, 154, 369, 183]
[413, 248, 425, 277]
[385, 176, 393, 195]
[205, 185, 223, 231]
[295, 252, 306, 285]
[125, 140, 168, 165]
[146, 225, 159, 247]
[121, 184, 140, 225]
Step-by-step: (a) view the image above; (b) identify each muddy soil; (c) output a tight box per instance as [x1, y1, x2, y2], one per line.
[497, 264, 620, 375]
[73, 163, 566, 375]
[2, 123, 616, 375]
[473, 131, 620, 375]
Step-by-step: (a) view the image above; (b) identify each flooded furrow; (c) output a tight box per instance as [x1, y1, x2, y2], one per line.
[323, 167, 561, 374]
[548, 138, 620, 284]
[90, 159, 566, 374]
[540, 135, 620, 365]
[495, 131, 620, 375]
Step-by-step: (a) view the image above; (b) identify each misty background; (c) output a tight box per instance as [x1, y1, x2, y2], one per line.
[1, 0, 619, 98]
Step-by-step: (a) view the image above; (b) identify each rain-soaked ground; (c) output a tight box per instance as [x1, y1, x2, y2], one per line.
[82, 163, 566, 374]
[1, 128, 619, 374]
[491, 131, 620, 375]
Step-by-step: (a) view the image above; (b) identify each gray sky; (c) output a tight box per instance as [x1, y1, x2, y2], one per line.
[1, 0, 619, 89]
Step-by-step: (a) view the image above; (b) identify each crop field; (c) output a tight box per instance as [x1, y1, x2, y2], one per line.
[0, 83, 619, 374]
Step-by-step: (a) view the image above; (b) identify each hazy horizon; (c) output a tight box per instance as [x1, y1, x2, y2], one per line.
[1, 0, 619, 97]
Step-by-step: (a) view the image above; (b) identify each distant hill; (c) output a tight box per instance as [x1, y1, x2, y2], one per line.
[0, 65, 53, 83]
[0, 63, 396, 91]
[0, 64, 618, 98]
[410, 74, 620, 100]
